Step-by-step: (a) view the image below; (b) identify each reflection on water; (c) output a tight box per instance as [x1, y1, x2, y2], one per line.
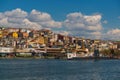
[0, 59, 120, 80]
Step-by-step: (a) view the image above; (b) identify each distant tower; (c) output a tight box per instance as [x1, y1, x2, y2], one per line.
[81, 40, 85, 50]
[94, 47, 99, 57]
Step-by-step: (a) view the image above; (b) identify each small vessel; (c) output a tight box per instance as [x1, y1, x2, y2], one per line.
[0, 47, 14, 57]
[67, 52, 77, 59]
[66, 52, 118, 60]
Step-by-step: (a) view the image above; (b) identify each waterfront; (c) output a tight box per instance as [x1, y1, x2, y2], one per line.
[0, 27, 120, 59]
[0, 59, 120, 80]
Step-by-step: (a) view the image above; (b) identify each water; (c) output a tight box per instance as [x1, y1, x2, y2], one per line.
[0, 59, 120, 80]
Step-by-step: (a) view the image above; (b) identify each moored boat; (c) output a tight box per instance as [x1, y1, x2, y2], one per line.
[0, 47, 14, 57]
[67, 52, 118, 60]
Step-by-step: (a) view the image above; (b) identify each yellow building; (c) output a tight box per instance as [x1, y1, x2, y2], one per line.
[12, 32, 18, 38]
[0, 30, 2, 38]
[38, 36, 45, 44]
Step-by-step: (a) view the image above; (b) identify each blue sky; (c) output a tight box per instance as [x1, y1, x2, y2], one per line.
[0, 0, 120, 40]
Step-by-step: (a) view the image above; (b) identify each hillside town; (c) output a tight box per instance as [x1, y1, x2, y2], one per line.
[0, 27, 120, 59]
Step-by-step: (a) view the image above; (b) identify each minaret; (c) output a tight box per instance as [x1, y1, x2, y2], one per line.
[81, 39, 85, 50]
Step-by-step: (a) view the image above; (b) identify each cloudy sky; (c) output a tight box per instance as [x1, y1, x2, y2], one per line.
[0, 0, 120, 40]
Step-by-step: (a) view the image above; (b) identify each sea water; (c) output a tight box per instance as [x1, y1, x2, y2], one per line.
[0, 59, 120, 80]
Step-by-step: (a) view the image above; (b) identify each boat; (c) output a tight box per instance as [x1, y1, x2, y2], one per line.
[0, 47, 14, 57]
[67, 52, 118, 60]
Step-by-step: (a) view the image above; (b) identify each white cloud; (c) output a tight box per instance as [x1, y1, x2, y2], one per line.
[103, 20, 108, 24]
[8, 17, 24, 24]
[0, 8, 28, 28]
[23, 19, 42, 29]
[4, 8, 27, 18]
[89, 31, 101, 39]
[63, 12, 102, 39]
[84, 14, 101, 25]
[54, 31, 70, 36]
[104, 28, 120, 40]
[28, 9, 51, 22]
[0, 8, 61, 29]
[118, 16, 120, 19]
[0, 13, 5, 20]
[28, 9, 62, 28]
[66, 30, 101, 39]
[63, 12, 102, 31]
[107, 28, 120, 35]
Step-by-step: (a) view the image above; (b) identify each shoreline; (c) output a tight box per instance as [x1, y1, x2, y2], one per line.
[0, 56, 120, 60]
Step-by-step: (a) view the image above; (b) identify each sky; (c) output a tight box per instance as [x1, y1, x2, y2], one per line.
[0, 0, 120, 40]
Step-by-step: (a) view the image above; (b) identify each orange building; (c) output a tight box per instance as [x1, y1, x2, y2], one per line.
[0, 30, 3, 38]
[23, 32, 29, 38]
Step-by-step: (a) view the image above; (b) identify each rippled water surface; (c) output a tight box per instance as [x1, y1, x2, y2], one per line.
[0, 59, 120, 80]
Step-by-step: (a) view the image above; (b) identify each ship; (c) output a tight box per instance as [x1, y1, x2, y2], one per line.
[66, 52, 118, 60]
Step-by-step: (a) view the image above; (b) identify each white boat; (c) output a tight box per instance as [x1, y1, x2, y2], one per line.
[67, 52, 77, 59]
[0, 47, 14, 57]
[66, 52, 118, 60]
[0, 47, 14, 53]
